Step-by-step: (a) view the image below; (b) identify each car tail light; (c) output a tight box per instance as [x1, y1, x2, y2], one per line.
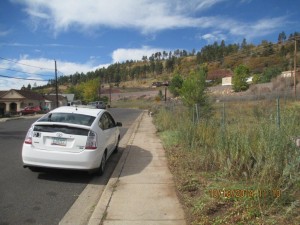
[85, 130, 97, 149]
[24, 127, 33, 144]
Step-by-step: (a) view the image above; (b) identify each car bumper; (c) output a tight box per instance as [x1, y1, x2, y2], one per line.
[22, 144, 103, 170]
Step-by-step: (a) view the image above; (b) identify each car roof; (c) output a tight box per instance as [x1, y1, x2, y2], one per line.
[50, 106, 105, 117]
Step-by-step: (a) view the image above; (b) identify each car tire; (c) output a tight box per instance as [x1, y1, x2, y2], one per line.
[28, 166, 41, 172]
[97, 151, 106, 176]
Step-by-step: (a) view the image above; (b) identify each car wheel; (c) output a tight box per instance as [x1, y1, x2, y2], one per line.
[113, 136, 120, 154]
[97, 151, 106, 176]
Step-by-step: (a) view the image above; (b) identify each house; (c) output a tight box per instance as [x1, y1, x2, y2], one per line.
[222, 77, 232, 86]
[207, 69, 233, 86]
[222, 76, 253, 86]
[280, 69, 300, 78]
[44, 94, 68, 110]
[0, 89, 68, 116]
[49, 93, 75, 105]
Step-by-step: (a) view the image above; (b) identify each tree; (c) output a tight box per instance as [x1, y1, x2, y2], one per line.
[252, 73, 261, 84]
[180, 65, 209, 107]
[278, 31, 286, 44]
[191, 49, 196, 56]
[155, 61, 163, 75]
[260, 67, 281, 83]
[261, 40, 274, 56]
[169, 72, 183, 97]
[142, 56, 147, 61]
[241, 38, 247, 50]
[70, 78, 100, 103]
[165, 57, 176, 73]
[232, 64, 250, 92]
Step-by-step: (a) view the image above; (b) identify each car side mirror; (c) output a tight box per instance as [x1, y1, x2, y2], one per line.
[116, 122, 122, 127]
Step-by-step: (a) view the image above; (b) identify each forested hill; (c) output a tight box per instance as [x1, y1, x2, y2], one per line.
[35, 32, 299, 90]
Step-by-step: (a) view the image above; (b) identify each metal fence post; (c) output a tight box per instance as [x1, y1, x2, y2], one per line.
[277, 97, 280, 128]
[195, 104, 199, 123]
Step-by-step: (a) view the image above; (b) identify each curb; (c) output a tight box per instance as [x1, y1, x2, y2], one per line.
[87, 111, 145, 225]
[0, 114, 42, 123]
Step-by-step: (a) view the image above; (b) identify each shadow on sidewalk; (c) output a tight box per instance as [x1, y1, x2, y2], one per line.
[113, 145, 153, 178]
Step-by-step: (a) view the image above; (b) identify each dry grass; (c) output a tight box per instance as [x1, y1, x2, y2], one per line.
[155, 100, 300, 225]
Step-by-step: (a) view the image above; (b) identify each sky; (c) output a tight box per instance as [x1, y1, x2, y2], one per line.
[0, 0, 299, 90]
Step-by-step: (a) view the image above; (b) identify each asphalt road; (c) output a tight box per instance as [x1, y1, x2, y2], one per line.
[0, 108, 142, 225]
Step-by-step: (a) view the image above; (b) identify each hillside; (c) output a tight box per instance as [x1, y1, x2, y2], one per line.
[32, 33, 299, 101]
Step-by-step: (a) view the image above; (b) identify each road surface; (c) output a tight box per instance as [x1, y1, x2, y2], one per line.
[0, 108, 142, 225]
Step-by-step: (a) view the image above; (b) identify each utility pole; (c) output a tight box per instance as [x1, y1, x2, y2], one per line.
[109, 84, 112, 107]
[294, 38, 297, 99]
[98, 81, 101, 99]
[55, 60, 59, 108]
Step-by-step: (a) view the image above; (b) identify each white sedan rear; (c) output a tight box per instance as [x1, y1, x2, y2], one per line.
[22, 106, 122, 175]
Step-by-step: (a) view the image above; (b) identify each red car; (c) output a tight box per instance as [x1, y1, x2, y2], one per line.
[19, 106, 41, 115]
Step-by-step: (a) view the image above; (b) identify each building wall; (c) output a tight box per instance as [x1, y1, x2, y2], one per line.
[222, 77, 232, 86]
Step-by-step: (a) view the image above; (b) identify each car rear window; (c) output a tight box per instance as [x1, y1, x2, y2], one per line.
[38, 113, 96, 126]
[33, 125, 89, 136]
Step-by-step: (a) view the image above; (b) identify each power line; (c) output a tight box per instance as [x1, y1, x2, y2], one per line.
[0, 57, 67, 78]
[0, 74, 48, 81]
[0, 67, 53, 77]
[0, 56, 54, 71]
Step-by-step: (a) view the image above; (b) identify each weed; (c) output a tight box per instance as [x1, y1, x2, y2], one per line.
[154, 99, 300, 224]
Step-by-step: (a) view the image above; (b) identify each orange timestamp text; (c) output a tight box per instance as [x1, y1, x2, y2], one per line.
[209, 188, 281, 199]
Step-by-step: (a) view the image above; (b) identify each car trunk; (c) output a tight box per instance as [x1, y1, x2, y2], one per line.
[32, 124, 90, 153]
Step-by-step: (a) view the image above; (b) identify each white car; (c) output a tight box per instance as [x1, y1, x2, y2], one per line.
[22, 106, 122, 175]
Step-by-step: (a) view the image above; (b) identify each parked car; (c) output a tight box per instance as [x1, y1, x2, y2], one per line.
[19, 106, 41, 115]
[22, 106, 122, 175]
[88, 101, 106, 109]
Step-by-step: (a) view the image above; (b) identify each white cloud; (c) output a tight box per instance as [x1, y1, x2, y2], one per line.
[10, 0, 289, 41]
[0, 56, 106, 90]
[112, 46, 167, 63]
[206, 16, 288, 41]
[0, 29, 12, 36]
[11, 0, 227, 34]
[199, 31, 227, 43]
[249, 17, 288, 37]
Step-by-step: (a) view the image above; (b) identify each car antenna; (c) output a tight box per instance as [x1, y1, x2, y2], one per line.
[75, 105, 78, 110]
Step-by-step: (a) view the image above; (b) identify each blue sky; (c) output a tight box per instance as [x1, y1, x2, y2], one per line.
[0, 0, 299, 90]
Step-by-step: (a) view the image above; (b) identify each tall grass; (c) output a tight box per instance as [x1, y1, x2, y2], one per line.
[154, 100, 300, 188]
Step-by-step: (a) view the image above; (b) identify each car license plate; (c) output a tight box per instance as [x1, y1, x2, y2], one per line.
[51, 137, 67, 146]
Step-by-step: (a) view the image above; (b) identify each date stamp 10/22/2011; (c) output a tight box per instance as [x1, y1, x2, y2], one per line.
[209, 189, 281, 199]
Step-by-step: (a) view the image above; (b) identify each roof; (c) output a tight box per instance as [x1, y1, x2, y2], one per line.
[14, 89, 45, 100]
[0, 89, 44, 100]
[0, 91, 7, 98]
[51, 106, 105, 117]
[44, 94, 67, 102]
[0, 89, 69, 102]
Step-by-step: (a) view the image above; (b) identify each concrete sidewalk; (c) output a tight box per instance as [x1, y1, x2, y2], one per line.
[88, 111, 186, 225]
